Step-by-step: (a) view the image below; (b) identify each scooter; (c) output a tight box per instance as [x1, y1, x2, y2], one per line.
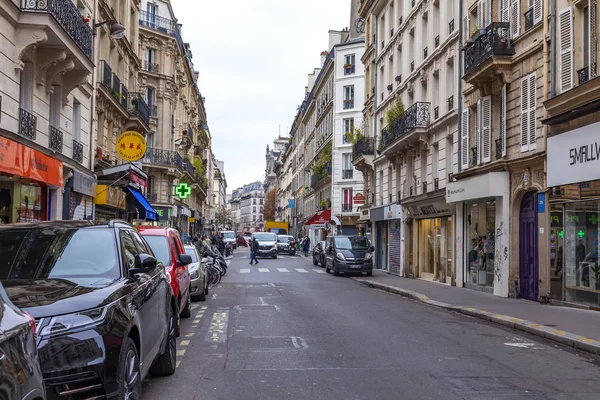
[288, 240, 296, 256]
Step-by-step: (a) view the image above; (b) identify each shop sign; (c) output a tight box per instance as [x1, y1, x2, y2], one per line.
[0, 137, 63, 187]
[154, 206, 171, 219]
[446, 172, 509, 203]
[188, 217, 196, 223]
[550, 211, 563, 227]
[95, 185, 126, 209]
[178, 207, 191, 217]
[175, 182, 191, 199]
[547, 121, 600, 187]
[72, 171, 96, 197]
[384, 204, 402, 220]
[129, 172, 147, 187]
[408, 200, 453, 219]
[116, 131, 146, 162]
[353, 193, 366, 204]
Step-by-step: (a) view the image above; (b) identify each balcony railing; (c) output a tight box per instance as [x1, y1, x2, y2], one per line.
[144, 60, 159, 73]
[395, 75, 402, 83]
[381, 102, 431, 149]
[311, 162, 332, 187]
[342, 170, 353, 179]
[471, 147, 478, 167]
[353, 137, 375, 162]
[343, 99, 354, 109]
[435, 35, 440, 48]
[139, 10, 177, 35]
[21, 0, 93, 60]
[524, 8, 534, 31]
[387, 84, 393, 91]
[495, 138, 503, 160]
[183, 160, 196, 177]
[449, 19, 455, 34]
[127, 93, 150, 126]
[463, 22, 514, 77]
[143, 148, 183, 168]
[578, 64, 597, 85]
[342, 204, 354, 212]
[49, 125, 63, 153]
[18, 108, 36, 140]
[99, 60, 129, 109]
[72, 139, 83, 163]
[447, 95, 454, 111]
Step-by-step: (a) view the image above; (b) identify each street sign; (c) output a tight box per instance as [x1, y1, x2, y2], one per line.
[116, 131, 146, 162]
[175, 183, 191, 199]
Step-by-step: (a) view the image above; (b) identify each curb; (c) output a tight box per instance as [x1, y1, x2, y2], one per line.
[353, 277, 600, 356]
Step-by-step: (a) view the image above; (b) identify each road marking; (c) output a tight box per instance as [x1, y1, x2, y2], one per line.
[192, 325, 198, 328]
[193, 319, 201, 324]
[201, 306, 207, 310]
[190, 304, 200, 310]
[240, 269, 250, 274]
[206, 310, 229, 343]
[313, 269, 325, 273]
[176, 350, 186, 356]
[176, 361, 181, 368]
[277, 268, 289, 272]
[295, 268, 308, 273]
[258, 268, 270, 272]
[180, 340, 190, 346]
[185, 333, 195, 337]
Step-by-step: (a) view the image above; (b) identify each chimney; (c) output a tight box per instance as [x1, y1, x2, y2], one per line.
[320, 52, 327, 67]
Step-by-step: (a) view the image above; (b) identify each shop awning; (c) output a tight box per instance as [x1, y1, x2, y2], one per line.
[305, 209, 331, 229]
[126, 187, 159, 221]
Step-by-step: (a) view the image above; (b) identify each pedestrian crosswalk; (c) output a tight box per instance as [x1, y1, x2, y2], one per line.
[235, 267, 327, 274]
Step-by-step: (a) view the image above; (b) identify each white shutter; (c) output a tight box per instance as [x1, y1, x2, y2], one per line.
[481, 96, 492, 162]
[500, 0, 510, 22]
[477, 1, 483, 29]
[500, 83, 507, 157]
[559, 7, 573, 92]
[485, 0, 492, 27]
[464, 14, 470, 41]
[476, 100, 482, 164]
[533, 0, 542, 24]
[461, 109, 470, 169]
[510, 0, 521, 38]
[528, 73, 537, 150]
[590, 0, 598, 79]
[520, 75, 529, 152]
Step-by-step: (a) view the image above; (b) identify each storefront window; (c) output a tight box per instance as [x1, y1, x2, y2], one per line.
[564, 201, 600, 306]
[549, 206, 564, 300]
[417, 217, 453, 282]
[466, 200, 496, 287]
[17, 184, 44, 223]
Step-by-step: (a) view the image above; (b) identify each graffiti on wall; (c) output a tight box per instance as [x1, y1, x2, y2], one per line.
[493, 221, 508, 283]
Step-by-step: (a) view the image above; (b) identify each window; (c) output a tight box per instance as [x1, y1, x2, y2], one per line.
[460, 108, 470, 169]
[342, 154, 353, 179]
[476, 96, 492, 163]
[146, 48, 156, 72]
[146, 131, 155, 148]
[520, 72, 537, 152]
[146, 87, 155, 108]
[343, 118, 354, 143]
[343, 85, 354, 109]
[72, 100, 81, 142]
[510, 0, 521, 38]
[147, 3, 157, 25]
[143, 235, 174, 267]
[558, 6, 573, 92]
[130, 230, 151, 254]
[344, 54, 356, 75]
[120, 230, 139, 270]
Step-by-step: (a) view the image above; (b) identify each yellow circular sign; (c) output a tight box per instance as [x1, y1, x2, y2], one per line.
[116, 131, 147, 162]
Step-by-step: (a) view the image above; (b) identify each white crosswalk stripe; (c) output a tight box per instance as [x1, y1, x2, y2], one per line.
[258, 268, 270, 273]
[295, 268, 308, 273]
[277, 268, 290, 272]
[313, 269, 325, 274]
[239, 269, 250, 274]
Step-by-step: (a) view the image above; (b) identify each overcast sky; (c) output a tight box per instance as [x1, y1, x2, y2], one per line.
[170, 0, 351, 192]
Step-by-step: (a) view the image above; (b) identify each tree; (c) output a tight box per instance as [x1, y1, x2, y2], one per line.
[215, 205, 233, 228]
[263, 189, 277, 221]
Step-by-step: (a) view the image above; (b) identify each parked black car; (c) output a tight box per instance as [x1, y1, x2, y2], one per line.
[0, 220, 186, 400]
[0, 281, 45, 400]
[277, 235, 296, 255]
[325, 235, 374, 276]
[312, 241, 328, 267]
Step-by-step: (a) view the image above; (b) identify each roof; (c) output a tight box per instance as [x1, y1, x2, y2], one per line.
[0, 220, 132, 230]
[136, 226, 178, 236]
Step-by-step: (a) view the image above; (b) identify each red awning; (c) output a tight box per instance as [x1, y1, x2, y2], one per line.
[305, 209, 331, 228]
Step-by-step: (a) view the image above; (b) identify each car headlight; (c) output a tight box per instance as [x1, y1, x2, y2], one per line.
[190, 269, 200, 279]
[365, 252, 372, 260]
[39, 306, 109, 338]
[336, 252, 346, 261]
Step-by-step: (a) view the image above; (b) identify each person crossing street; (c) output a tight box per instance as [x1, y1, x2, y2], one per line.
[250, 237, 259, 265]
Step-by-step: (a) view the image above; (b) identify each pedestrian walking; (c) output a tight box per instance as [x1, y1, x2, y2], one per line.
[303, 236, 310, 257]
[250, 237, 259, 265]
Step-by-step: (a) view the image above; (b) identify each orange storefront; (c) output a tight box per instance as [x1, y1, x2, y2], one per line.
[0, 137, 63, 223]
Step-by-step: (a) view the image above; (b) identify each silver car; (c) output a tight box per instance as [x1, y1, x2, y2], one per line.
[184, 246, 208, 301]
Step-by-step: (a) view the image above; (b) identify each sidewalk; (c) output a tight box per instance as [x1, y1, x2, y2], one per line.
[351, 270, 600, 355]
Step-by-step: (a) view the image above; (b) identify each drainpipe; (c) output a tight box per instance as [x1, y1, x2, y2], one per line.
[550, 0, 556, 97]
[373, 15, 379, 207]
[457, 0, 464, 174]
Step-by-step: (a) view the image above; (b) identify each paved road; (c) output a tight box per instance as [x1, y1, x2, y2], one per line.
[142, 250, 600, 400]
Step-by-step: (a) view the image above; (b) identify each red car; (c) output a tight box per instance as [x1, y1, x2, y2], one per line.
[137, 227, 192, 336]
[236, 235, 248, 247]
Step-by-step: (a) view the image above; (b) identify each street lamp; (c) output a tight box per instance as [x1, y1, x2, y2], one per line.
[94, 20, 127, 39]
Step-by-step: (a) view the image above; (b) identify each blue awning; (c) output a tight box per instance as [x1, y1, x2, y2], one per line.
[126, 187, 159, 221]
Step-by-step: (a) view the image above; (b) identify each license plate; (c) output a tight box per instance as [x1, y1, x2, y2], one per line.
[350, 264, 363, 268]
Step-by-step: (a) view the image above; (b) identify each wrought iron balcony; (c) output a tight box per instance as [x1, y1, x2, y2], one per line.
[139, 10, 177, 35]
[449, 19, 455, 34]
[49, 125, 63, 153]
[144, 61, 160, 73]
[342, 204, 353, 212]
[342, 170, 353, 179]
[395, 75, 402, 83]
[387, 84, 393, 91]
[524, 8, 534, 31]
[99, 60, 129, 108]
[434, 106, 439, 120]
[495, 138, 503, 160]
[183, 160, 196, 178]
[127, 93, 150, 126]
[471, 147, 478, 167]
[435, 35, 440, 48]
[381, 102, 431, 149]
[447, 95, 454, 111]
[578, 64, 597, 85]
[310, 162, 332, 187]
[353, 137, 375, 162]
[143, 148, 183, 169]
[18, 108, 36, 140]
[463, 22, 514, 78]
[147, 193, 158, 202]
[72, 139, 83, 163]
[20, 0, 93, 60]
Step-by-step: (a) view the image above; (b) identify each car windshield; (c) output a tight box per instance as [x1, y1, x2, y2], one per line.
[143, 236, 173, 266]
[222, 232, 235, 239]
[184, 247, 198, 263]
[334, 236, 370, 250]
[0, 228, 119, 283]
[253, 233, 276, 241]
[279, 235, 293, 242]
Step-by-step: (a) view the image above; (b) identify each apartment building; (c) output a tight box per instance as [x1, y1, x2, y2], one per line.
[214, 159, 227, 208]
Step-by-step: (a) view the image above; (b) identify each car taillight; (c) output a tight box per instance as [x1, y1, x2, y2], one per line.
[23, 311, 36, 337]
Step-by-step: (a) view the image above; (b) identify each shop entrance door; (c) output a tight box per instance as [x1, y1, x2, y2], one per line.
[519, 192, 539, 301]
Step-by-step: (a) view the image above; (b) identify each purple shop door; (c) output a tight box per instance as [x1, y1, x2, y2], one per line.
[519, 192, 539, 301]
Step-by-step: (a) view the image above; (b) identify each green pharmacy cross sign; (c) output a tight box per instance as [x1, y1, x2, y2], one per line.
[578, 230, 585, 238]
[175, 183, 191, 199]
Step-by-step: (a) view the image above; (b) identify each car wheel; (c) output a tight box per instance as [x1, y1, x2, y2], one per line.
[116, 337, 141, 399]
[197, 279, 207, 301]
[180, 291, 191, 318]
[205, 275, 209, 295]
[366, 271, 373, 277]
[150, 304, 177, 377]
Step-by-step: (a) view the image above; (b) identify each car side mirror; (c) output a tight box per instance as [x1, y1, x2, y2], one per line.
[130, 254, 157, 275]
[178, 254, 193, 267]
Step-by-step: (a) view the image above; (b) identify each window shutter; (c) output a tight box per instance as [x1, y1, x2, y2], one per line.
[477, 1, 483, 29]
[476, 100, 482, 164]
[528, 73, 537, 150]
[559, 7, 573, 92]
[500, 83, 507, 157]
[500, 0, 510, 22]
[19, 62, 34, 112]
[461, 109, 470, 169]
[510, 0, 520, 38]
[463, 14, 470, 42]
[481, 96, 492, 162]
[590, 0, 598, 79]
[533, 0, 542, 24]
[485, 0, 492, 27]
[520, 75, 530, 152]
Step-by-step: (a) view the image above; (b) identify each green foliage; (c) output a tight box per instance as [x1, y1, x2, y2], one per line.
[345, 128, 364, 145]
[385, 98, 405, 127]
[313, 142, 332, 180]
[319, 199, 328, 209]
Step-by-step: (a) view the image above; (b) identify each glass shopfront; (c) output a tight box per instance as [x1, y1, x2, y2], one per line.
[416, 216, 453, 283]
[466, 199, 496, 288]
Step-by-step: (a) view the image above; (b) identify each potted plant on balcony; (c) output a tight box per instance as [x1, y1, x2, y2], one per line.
[319, 199, 328, 210]
[344, 63, 353, 70]
[376, 143, 382, 155]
